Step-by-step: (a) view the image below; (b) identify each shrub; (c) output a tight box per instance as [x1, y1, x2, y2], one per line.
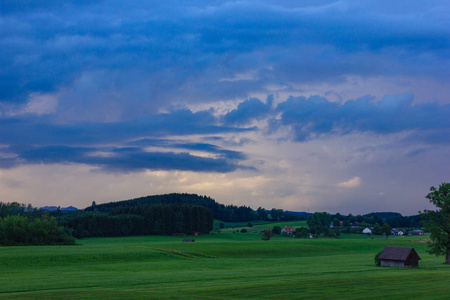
[272, 226, 281, 235]
[295, 227, 310, 238]
[0, 215, 75, 246]
[261, 228, 272, 240]
[374, 251, 382, 266]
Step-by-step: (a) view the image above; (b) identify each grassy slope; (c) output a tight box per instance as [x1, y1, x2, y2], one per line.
[0, 231, 448, 299]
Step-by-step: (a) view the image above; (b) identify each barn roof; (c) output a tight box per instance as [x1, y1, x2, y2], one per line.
[378, 246, 421, 261]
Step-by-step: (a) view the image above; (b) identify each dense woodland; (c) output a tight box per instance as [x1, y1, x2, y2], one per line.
[60, 203, 213, 238]
[84, 193, 255, 222]
[84, 193, 306, 222]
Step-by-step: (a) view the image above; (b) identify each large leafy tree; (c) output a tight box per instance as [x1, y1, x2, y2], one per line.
[307, 212, 331, 237]
[420, 183, 450, 264]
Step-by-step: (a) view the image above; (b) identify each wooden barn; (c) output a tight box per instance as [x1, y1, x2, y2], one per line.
[378, 246, 421, 268]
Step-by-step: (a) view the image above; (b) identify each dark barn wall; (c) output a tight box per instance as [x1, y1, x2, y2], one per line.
[406, 254, 419, 267]
[381, 260, 405, 268]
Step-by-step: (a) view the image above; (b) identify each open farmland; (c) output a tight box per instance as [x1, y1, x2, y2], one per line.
[0, 231, 449, 299]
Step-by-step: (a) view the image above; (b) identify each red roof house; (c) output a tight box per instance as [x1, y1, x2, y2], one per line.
[281, 226, 295, 235]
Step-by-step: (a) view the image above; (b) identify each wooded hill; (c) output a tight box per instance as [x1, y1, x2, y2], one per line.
[57, 193, 309, 239]
[83, 193, 305, 222]
[84, 193, 256, 222]
[59, 203, 213, 238]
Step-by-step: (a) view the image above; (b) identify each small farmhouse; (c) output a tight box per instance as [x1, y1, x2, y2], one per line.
[281, 226, 295, 235]
[391, 229, 405, 236]
[378, 246, 421, 268]
[362, 227, 372, 234]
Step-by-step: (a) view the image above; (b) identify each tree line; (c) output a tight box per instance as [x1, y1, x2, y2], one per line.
[2, 191, 435, 250]
[60, 203, 213, 238]
[0, 202, 75, 246]
[1, 200, 213, 244]
[86, 193, 307, 222]
[84, 193, 252, 222]
[329, 212, 422, 232]
[263, 211, 424, 240]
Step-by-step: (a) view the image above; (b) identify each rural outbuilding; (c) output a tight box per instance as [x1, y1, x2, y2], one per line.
[378, 246, 421, 268]
[362, 227, 372, 234]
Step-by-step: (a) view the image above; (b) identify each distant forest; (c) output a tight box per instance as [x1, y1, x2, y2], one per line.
[330, 212, 422, 232]
[53, 193, 305, 238]
[83, 193, 305, 222]
[60, 203, 213, 238]
[1, 193, 424, 246]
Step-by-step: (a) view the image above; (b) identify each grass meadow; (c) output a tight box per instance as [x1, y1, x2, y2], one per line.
[1, 224, 449, 299]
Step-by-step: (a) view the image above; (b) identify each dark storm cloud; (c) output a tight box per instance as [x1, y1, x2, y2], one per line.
[2, 91, 450, 172]
[0, 108, 250, 146]
[1, 0, 449, 110]
[0, 108, 253, 172]
[1, 0, 450, 175]
[274, 94, 450, 142]
[128, 139, 247, 160]
[223, 95, 273, 125]
[10, 145, 242, 173]
[172, 143, 247, 160]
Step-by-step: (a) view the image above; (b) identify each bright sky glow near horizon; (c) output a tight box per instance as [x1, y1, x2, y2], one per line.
[1, 0, 449, 215]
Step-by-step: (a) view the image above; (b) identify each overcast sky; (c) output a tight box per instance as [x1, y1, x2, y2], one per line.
[1, 0, 449, 215]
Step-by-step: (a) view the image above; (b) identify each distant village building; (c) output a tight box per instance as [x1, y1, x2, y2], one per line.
[350, 222, 360, 228]
[172, 233, 187, 236]
[408, 229, 424, 236]
[378, 246, 421, 268]
[281, 226, 295, 236]
[391, 229, 405, 236]
[362, 227, 372, 234]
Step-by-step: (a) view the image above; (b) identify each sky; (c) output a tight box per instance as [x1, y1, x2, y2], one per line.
[1, 0, 450, 215]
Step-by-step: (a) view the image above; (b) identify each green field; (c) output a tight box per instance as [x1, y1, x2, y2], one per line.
[0, 229, 449, 299]
[213, 220, 307, 232]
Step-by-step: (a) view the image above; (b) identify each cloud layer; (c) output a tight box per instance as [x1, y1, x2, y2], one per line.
[1, 1, 450, 214]
[2, 93, 449, 175]
[2, 1, 449, 110]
